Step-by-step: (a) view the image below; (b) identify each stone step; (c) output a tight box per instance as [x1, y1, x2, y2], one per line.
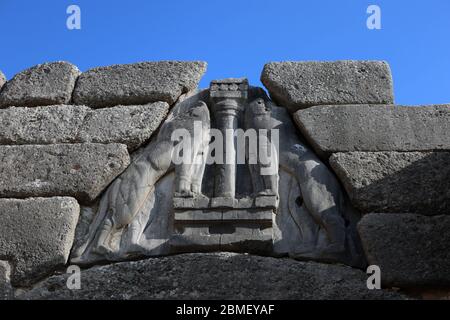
[174, 210, 273, 222]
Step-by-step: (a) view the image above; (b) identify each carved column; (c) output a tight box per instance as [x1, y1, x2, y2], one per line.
[210, 78, 248, 200]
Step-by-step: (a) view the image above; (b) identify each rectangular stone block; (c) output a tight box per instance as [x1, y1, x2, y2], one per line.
[173, 196, 210, 209]
[0, 143, 130, 203]
[0, 105, 90, 145]
[171, 225, 273, 254]
[72, 61, 207, 107]
[221, 231, 272, 246]
[0, 102, 169, 151]
[0, 197, 80, 286]
[211, 197, 237, 208]
[77, 102, 169, 151]
[210, 78, 249, 100]
[330, 152, 450, 215]
[294, 104, 450, 158]
[358, 213, 450, 287]
[170, 234, 222, 250]
[0, 62, 80, 108]
[255, 195, 278, 209]
[172, 206, 274, 255]
[174, 211, 222, 221]
[236, 197, 254, 208]
[174, 210, 273, 223]
[222, 210, 273, 222]
[174, 196, 279, 210]
[261, 61, 394, 112]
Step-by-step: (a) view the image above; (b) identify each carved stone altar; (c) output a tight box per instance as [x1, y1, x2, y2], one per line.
[72, 78, 365, 268]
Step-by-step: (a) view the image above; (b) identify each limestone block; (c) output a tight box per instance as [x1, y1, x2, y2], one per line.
[0, 143, 130, 203]
[0, 105, 90, 145]
[77, 102, 169, 150]
[261, 61, 394, 112]
[358, 213, 450, 287]
[294, 104, 450, 158]
[0, 103, 169, 151]
[73, 61, 207, 107]
[330, 152, 450, 215]
[0, 197, 79, 286]
[0, 62, 80, 108]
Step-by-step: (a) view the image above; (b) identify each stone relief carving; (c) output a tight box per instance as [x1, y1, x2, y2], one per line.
[245, 97, 279, 199]
[72, 95, 211, 263]
[263, 94, 363, 266]
[72, 80, 364, 268]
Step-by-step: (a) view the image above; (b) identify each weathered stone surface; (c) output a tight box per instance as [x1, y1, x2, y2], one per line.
[0, 70, 6, 90]
[358, 213, 450, 287]
[0, 105, 90, 145]
[78, 102, 169, 150]
[329, 152, 450, 215]
[73, 61, 207, 107]
[173, 195, 210, 209]
[71, 98, 211, 264]
[294, 104, 450, 158]
[0, 261, 12, 300]
[0, 144, 130, 203]
[0, 62, 80, 108]
[0, 197, 79, 286]
[71, 205, 96, 261]
[0, 103, 169, 150]
[261, 61, 394, 112]
[174, 210, 273, 222]
[20, 253, 404, 300]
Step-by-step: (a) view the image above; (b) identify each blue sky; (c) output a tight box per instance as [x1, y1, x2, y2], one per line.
[0, 0, 449, 105]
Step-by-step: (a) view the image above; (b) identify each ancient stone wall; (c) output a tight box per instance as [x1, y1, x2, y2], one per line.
[0, 60, 448, 300]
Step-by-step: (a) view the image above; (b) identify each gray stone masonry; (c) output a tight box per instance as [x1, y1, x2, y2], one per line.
[72, 61, 207, 107]
[0, 143, 130, 203]
[358, 213, 450, 288]
[261, 61, 394, 112]
[294, 104, 450, 158]
[0, 197, 79, 286]
[0, 62, 80, 108]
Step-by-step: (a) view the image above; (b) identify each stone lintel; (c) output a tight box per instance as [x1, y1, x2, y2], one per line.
[170, 226, 273, 254]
